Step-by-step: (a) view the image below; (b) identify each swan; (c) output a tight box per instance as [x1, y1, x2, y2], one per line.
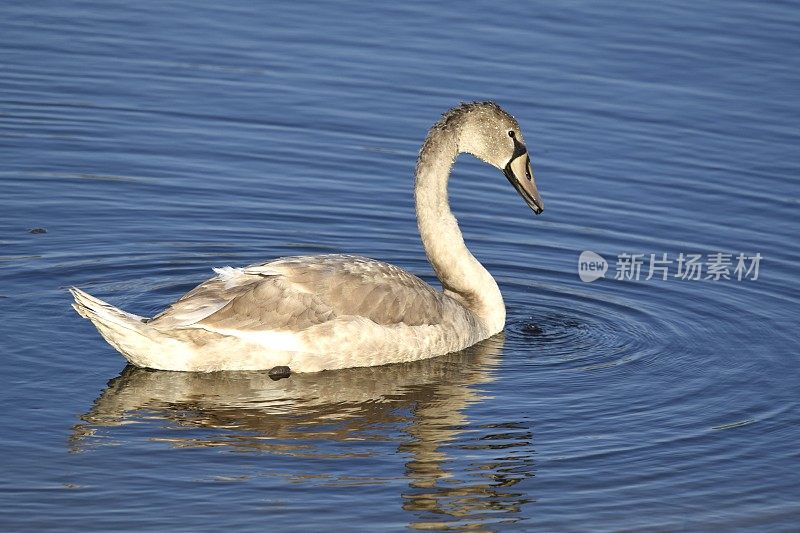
[70, 102, 544, 373]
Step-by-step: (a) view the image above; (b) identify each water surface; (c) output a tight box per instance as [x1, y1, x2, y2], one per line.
[1, 0, 799, 530]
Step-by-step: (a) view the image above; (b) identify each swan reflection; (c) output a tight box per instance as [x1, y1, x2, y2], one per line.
[73, 334, 534, 529]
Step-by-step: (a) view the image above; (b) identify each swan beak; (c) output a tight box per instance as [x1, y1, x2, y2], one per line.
[504, 150, 544, 215]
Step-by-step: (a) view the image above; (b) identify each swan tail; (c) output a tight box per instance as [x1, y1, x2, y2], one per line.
[69, 287, 156, 367]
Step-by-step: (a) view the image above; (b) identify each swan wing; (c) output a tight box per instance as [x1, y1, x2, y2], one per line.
[148, 254, 444, 332]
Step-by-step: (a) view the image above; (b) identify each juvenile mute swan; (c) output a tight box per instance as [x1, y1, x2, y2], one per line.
[70, 102, 544, 373]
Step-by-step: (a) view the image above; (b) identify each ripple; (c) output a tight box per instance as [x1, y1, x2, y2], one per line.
[504, 287, 668, 372]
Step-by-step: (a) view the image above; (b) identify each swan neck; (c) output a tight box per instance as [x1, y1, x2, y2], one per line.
[414, 127, 505, 333]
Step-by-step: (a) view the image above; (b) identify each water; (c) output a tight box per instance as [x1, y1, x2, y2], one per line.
[1, 0, 799, 530]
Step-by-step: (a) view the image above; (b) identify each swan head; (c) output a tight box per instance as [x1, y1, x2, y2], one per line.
[452, 102, 544, 215]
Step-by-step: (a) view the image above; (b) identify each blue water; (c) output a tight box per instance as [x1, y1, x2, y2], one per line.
[2, 0, 799, 530]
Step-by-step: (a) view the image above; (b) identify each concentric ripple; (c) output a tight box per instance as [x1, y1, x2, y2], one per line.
[501, 282, 687, 373]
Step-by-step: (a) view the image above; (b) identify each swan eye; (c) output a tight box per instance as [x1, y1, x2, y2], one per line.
[508, 130, 515, 138]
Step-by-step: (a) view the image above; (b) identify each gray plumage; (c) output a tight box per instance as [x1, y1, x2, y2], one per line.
[70, 102, 543, 372]
[148, 255, 445, 331]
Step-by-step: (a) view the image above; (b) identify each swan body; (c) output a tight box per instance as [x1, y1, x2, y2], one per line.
[71, 102, 544, 372]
